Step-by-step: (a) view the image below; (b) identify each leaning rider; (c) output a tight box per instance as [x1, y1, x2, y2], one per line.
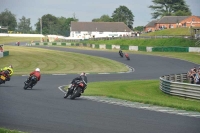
[119, 49, 123, 55]
[0, 65, 14, 82]
[25, 68, 41, 87]
[64, 72, 88, 98]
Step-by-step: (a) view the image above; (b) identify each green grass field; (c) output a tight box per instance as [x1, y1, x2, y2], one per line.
[81, 37, 197, 47]
[1, 45, 128, 75]
[141, 27, 192, 36]
[0, 36, 41, 44]
[85, 80, 200, 112]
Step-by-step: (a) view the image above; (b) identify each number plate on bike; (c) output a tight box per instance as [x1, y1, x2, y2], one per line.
[0, 75, 6, 80]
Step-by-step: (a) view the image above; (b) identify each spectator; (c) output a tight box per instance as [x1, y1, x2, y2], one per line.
[188, 69, 196, 84]
[195, 71, 200, 84]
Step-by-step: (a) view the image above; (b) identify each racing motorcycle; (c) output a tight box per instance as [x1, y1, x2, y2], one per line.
[125, 53, 130, 60]
[119, 51, 124, 57]
[23, 76, 37, 90]
[0, 70, 10, 85]
[68, 80, 87, 100]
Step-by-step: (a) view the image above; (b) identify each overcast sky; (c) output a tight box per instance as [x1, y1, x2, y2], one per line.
[0, 0, 200, 29]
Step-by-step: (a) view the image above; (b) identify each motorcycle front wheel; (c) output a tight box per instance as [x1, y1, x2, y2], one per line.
[70, 87, 82, 100]
[24, 81, 32, 90]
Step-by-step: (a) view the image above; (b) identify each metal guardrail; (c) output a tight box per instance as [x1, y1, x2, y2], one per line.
[160, 73, 200, 100]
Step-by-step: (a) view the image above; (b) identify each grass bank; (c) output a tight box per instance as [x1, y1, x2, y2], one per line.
[83, 80, 200, 112]
[0, 45, 128, 75]
[141, 27, 191, 36]
[0, 37, 40, 44]
[81, 38, 197, 47]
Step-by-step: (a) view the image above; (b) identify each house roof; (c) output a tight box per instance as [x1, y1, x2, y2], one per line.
[145, 20, 158, 27]
[71, 22, 132, 32]
[156, 16, 189, 24]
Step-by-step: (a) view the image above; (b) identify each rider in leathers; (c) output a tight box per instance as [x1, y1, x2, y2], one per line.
[64, 72, 87, 98]
[0, 65, 14, 83]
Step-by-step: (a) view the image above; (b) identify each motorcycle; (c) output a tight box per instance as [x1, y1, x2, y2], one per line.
[23, 76, 37, 90]
[0, 70, 10, 85]
[119, 51, 123, 57]
[125, 53, 130, 60]
[67, 80, 87, 100]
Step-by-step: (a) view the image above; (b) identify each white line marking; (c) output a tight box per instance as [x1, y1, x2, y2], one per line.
[58, 85, 68, 93]
[177, 113, 189, 115]
[139, 107, 151, 109]
[52, 74, 67, 75]
[190, 115, 200, 117]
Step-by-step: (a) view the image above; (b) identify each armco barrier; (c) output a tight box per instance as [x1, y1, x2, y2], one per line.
[160, 73, 200, 100]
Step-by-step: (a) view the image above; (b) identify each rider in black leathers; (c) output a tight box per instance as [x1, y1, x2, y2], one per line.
[64, 72, 87, 98]
[119, 49, 123, 57]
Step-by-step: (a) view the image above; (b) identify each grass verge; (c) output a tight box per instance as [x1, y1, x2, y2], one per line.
[81, 38, 197, 47]
[0, 45, 128, 75]
[84, 80, 200, 112]
[141, 27, 191, 36]
[0, 128, 26, 133]
[0, 37, 40, 44]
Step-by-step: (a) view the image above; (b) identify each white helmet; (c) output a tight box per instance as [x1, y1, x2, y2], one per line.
[80, 72, 86, 76]
[35, 68, 40, 72]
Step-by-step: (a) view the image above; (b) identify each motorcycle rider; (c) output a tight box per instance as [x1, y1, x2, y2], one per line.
[125, 53, 129, 58]
[119, 49, 123, 56]
[24, 68, 41, 87]
[64, 72, 87, 98]
[0, 65, 14, 82]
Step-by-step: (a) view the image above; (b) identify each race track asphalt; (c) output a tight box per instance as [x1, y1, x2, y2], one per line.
[0, 45, 199, 133]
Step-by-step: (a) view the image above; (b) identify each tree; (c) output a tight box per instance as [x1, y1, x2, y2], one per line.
[149, 0, 192, 19]
[134, 26, 144, 32]
[17, 16, 32, 33]
[57, 17, 78, 36]
[0, 9, 17, 31]
[111, 6, 134, 29]
[35, 14, 78, 36]
[92, 15, 113, 22]
[64, 17, 78, 36]
[173, 10, 191, 16]
[35, 14, 58, 34]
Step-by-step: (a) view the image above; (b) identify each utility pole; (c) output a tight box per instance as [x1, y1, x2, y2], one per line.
[40, 18, 42, 42]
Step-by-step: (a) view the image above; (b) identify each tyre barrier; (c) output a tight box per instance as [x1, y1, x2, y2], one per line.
[160, 73, 200, 100]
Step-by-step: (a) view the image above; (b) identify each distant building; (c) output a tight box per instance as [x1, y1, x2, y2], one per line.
[144, 15, 200, 32]
[70, 22, 133, 39]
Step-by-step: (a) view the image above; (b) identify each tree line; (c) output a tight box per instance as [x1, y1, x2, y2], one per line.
[0, 0, 191, 36]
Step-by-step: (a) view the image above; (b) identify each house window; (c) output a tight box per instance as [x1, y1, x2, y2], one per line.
[99, 32, 103, 34]
[192, 18, 195, 22]
[75, 31, 81, 34]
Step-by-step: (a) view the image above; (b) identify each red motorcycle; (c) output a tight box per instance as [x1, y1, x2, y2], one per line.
[68, 80, 87, 100]
[124, 53, 130, 60]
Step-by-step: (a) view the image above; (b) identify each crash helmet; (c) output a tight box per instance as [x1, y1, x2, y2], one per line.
[80, 72, 86, 76]
[8, 65, 13, 69]
[35, 68, 40, 72]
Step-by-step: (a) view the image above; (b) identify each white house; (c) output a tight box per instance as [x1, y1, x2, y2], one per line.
[70, 21, 133, 39]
